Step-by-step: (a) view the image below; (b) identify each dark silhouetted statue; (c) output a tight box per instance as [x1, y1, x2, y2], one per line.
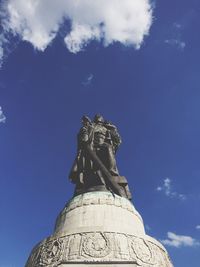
[69, 114, 132, 200]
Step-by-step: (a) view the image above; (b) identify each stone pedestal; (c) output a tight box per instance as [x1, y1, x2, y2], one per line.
[25, 192, 173, 266]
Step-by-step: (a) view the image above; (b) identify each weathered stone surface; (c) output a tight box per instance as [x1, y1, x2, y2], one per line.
[26, 192, 173, 267]
[54, 192, 144, 236]
[26, 232, 172, 266]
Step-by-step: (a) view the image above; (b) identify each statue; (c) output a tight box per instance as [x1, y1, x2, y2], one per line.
[25, 114, 173, 267]
[69, 114, 132, 200]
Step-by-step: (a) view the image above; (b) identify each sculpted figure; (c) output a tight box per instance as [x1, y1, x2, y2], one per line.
[69, 114, 132, 200]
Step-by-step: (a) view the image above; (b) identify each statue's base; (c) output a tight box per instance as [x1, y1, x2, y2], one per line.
[26, 192, 173, 267]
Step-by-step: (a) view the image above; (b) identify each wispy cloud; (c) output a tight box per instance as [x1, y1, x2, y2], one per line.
[145, 224, 151, 232]
[156, 178, 186, 200]
[165, 39, 186, 51]
[161, 232, 199, 248]
[0, 106, 6, 123]
[0, 0, 153, 65]
[0, 34, 6, 67]
[196, 225, 200, 230]
[0, 31, 19, 67]
[173, 22, 182, 29]
[164, 22, 186, 51]
[82, 73, 94, 86]
[0, 47, 3, 67]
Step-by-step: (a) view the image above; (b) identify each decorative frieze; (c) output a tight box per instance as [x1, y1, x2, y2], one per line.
[26, 232, 172, 267]
[60, 192, 141, 218]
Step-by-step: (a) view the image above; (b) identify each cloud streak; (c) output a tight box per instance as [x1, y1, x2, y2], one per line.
[82, 73, 94, 86]
[0, 106, 6, 123]
[0, 0, 153, 63]
[156, 178, 186, 200]
[161, 232, 199, 248]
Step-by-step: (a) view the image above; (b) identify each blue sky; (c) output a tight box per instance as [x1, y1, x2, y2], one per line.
[0, 0, 200, 266]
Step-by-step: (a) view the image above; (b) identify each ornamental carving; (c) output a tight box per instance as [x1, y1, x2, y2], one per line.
[130, 237, 156, 265]
[148, 242, 173, 267]
[26, 232, 173, 267]
[68, 234, 82, 260]
[63, 192, 139, 217]
[82, 233, 111, 258]
[115, 233, 132, 260]
[38, 239, 64, 266]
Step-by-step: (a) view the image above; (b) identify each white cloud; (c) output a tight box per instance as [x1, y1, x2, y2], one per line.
[0, 106, 6, 123]
[161, 232, 199, 248]
[65, 25, 101, 54]
[196, 225, 200, 230]
[0, 0, 153, 60]
[156, 178, 186, 200]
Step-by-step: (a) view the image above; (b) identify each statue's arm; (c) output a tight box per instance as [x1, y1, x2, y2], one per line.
[105, 121, 122, 152]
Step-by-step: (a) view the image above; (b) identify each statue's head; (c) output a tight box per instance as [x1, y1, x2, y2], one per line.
[82, 115, 91, 126]
[93, 114, 104, 124]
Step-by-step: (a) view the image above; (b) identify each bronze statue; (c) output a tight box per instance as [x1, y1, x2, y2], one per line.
[69, 114, 132, 200]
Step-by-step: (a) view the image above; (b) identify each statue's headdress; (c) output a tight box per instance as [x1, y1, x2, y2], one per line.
[82, 115, 91, 124]
[93, 114, 104, 123]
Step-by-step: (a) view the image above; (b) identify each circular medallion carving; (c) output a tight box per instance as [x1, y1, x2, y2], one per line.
[39, 239, 63, 265]
[131, 238, 156, 265]
[83, 233, 111, 258]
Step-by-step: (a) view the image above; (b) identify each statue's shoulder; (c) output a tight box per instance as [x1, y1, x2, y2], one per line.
[93, 123, 107, 134]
